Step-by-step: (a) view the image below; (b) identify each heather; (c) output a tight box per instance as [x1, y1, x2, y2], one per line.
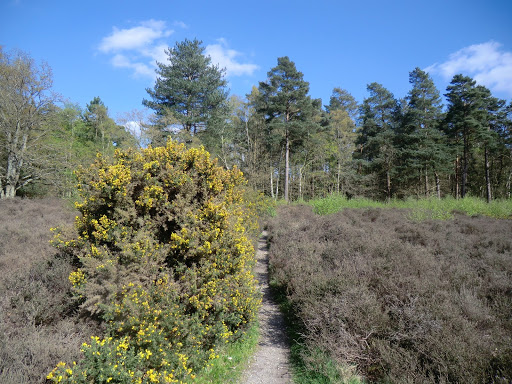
[0, 198, 99, 384]
[267, 204, 512, 383]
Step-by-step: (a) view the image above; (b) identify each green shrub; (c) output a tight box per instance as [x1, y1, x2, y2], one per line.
[48, 141, 261, 383]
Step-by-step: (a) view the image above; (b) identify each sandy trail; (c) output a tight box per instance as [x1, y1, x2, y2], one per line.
[241, 230, 292, 384]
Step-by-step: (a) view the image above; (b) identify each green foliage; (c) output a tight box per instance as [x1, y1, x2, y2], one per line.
[0, 48, 57, 198]
[255, 56, 321, 201]
[194, 323, 259, 383]
[444, 75, 510, 200]
[143, 38, 229, 139]
[309, 193, 512, 219]
[49, 140, 261, 383]
[355, 83, 399, 199]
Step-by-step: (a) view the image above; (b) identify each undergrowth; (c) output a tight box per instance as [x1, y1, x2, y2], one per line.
[309, 194, 512, 219]
[194, 322, 259, 383]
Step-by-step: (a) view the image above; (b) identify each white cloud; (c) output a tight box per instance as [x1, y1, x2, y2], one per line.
[99, 19, 172, 52]
[98, 20, 174, 79]
[426, 41, 512, 98]
[98, 23, 258, 82]
[173, 21, 188, 29]
[205, 39, 259, 77]
[110, 53, 154, 77]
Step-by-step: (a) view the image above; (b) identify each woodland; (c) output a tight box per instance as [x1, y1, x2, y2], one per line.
[1, 39, 511, 203]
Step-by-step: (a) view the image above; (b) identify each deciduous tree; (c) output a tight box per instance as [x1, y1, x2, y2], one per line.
[0, 49, 57, 198]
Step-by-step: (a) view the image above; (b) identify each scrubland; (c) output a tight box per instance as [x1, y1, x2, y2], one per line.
[268, 204, 512, 383]
[3, 193, 511, 383]
[0, 198, 99, 384]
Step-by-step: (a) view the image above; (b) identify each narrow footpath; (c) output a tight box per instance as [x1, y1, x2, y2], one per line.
[241, 230, 292, 384]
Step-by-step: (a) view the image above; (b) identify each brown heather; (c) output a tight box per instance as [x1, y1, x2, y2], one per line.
[0, 198, 100, 384]
[267, 205, 512, 383]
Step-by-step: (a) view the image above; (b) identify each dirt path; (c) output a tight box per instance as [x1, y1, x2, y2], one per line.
[241, 230, 292, 384]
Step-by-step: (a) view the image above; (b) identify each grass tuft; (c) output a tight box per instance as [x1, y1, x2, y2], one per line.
[195, 323, 260, 383]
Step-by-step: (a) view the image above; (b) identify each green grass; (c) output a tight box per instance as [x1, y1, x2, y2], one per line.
[194, 323, 260, 384]
[309, 194, 512, 219]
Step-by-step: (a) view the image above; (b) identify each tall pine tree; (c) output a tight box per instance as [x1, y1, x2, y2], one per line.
[399, 68, 449, 198]
[143, 38, 229, 141]
[356, 83, 399, 199]
[255, 56, 318, 201]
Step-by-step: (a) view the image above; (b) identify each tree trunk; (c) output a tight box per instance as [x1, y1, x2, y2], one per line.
[270, 165, 274, 199]
[337, 160, 341, 194]
[2, 129, 28, 199]
[507, 171, 511, 199]
[298, 165, 303, 200]
[386, 169, 391, 200]
[455, 156, 460, 199]
[462, 132, 469, 198]
[485, 145, 492, 203]
[275, 168, 279, 199]
[424, 164, 429, 198]
[434, 170, 441, 200]
[284, 132, 290, 202]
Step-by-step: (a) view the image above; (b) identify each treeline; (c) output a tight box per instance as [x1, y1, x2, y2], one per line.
[2, 43, 511, 201]
[139, 39, 512, 202]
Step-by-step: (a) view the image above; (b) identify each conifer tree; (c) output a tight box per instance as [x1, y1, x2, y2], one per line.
[255, 56, 318, 201]
[400, 68, 449, 198]
[356, 83, 399, 199]
[444, 75, 507, 199]
[143, 38, 229, 140]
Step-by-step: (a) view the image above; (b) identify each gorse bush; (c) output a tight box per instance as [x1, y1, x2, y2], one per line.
[48, 141, 261, 383]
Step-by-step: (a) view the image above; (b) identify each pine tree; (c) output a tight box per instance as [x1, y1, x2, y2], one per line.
[143, 38, 229, 140]
[356, 83, 399, 199]
[400, 68, 449, 198]
[255, 56, 318, 201]
[444, 75, 507, 200]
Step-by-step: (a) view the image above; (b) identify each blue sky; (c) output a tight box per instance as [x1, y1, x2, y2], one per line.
[2, 0, 512, 124]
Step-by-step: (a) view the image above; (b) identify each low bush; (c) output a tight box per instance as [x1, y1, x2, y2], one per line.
[268, 204, 512, 383]
[48, 141, 261, 383]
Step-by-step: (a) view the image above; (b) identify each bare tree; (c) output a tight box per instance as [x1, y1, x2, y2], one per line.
[0, 49, 57, 198]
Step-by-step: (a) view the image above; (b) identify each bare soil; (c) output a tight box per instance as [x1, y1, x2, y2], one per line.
[241, 230, 292, 384]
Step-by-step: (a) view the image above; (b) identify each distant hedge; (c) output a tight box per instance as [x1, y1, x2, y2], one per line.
[49, 141, 261, 383]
